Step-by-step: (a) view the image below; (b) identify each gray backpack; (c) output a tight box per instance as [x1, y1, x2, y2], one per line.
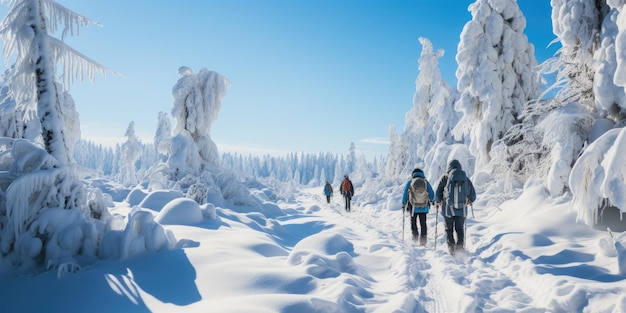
[445, 169, 468, 209]
[408, 177, 429, 207]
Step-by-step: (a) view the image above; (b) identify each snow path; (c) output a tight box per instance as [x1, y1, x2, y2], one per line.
[294, 187, 542, 312]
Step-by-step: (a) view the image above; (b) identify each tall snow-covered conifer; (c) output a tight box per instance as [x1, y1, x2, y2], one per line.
[548, 0, 609, 112]
[537, 0, 610, 197]
[118, 121, 141, 185]
[0, 0, 108, 164]
[171, 66, 230, 169]
[401, 37, 458, 180]
[386, 124, 408, 178]
[0, 0, 113, 272]
[154, 111, 172, 160]
[455, 0, 541, 170]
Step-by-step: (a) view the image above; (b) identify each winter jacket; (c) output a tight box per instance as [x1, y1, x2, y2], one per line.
[402, 171, 434, 214]
[323, 183, 333, 196]
[435, 160, 476, 217]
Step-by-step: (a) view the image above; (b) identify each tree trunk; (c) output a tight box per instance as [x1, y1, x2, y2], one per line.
[29, 0, 70, 164]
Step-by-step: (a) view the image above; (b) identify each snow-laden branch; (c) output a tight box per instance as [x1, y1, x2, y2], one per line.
[48, 36, 111, 89]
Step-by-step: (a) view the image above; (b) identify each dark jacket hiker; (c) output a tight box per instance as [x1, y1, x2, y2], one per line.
[340, 175, 354, 212]
[435, 160, 476, 254]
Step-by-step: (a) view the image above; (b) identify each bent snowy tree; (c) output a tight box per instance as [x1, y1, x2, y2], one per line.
[0, 0, 115, 272]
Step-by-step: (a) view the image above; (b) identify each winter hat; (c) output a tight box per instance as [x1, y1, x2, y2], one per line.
[412, 168, 423, 174]
[447, 159, 462, 172]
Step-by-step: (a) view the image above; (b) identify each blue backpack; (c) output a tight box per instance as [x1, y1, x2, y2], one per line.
[445, 168, 468, 209]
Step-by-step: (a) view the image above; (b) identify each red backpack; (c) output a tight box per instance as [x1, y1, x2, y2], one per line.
[342, 179, 350, 193]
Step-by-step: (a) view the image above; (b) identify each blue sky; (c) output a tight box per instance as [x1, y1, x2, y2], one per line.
[3, 0, 557, 159]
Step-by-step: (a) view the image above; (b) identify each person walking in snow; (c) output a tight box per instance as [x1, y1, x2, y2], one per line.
[340, 175, 354, 212]
[435, 159, 476, 255]
[402, 168, 434, 246]
[323, 181, 333, 204]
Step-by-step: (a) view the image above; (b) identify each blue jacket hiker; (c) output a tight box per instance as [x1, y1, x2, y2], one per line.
[323, 181, 333, 204]
[402, 168, 434, 245]
[435, 159, 476, 254]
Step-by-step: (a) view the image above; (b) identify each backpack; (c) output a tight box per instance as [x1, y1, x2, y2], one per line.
[444, 169, 468, 209]
[342, 179, 351, 193]
[408, 177, 429, 207]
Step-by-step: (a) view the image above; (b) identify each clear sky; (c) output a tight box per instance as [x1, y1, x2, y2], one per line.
[1, 0, 557, 159]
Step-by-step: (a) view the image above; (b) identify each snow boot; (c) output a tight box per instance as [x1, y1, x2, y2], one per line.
[447, 243, 455, 256]
[419, 236, 427, 247]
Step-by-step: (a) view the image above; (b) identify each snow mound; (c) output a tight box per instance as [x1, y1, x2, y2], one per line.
[125, 187, 147, 206]
[99, 210, 176, 259]
[287, 232, 358, 278]
[291, 232, 355, 256]
[155, 198, 203, 225]
[139, 190, 185, 212]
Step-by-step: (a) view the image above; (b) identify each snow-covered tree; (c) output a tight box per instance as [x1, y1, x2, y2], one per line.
[118, 121, 142, 186]
[401, 37, 458, 181]
[385, 124, 402, 178]
[347, 142, 356, 174]
[154, 111, 171, 161]
[538, 0, 614, 197]
[547, 0, 609, 113]
[171, 66, 230, 169]
[566, 0, 626, 213]
[0, 0, 116, 273]
[455, 0, 541, 170]
[593, 2, 626, 119]
[614, 0, 626, 95]
[0, 0, 108, 164]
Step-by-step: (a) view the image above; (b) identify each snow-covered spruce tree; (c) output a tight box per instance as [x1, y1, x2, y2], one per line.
[0, 0, 107, 164]
[594, 1, 626, 119]
[171, 66, 230, 171]
[385, 124, 401, 178]
[547, 0, 609, 113]
[536, 0, 610, 197]
[454, 0, 541, 171]
[117, 121, 142, 186]
[401, 37, 459, 181]
[152, 67, 256, 207]
[568, 0, 626, 219]
[154, 111, 172, 162]
[400, 38, 437, 175]
[0, 0, 117, 272]
[347, 142, 356, 174]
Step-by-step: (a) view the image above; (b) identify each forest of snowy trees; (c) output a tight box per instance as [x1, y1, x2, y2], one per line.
[385, 0, 626, 229]
[2, 0, 626, 274]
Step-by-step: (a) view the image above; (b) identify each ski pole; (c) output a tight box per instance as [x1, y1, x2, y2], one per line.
[402, 205, 406, 243]
[434, 203, 438, 251]
[464, 217, 467, 250]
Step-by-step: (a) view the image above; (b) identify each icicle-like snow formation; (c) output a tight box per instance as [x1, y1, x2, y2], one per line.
[570, 128, 620, 225]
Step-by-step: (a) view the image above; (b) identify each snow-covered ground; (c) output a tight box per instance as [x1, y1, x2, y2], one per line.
[1, 177, 625, 313]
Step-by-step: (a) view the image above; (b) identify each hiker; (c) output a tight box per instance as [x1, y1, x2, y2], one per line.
[435, 159, 476, 254]
[323, 181, 333, 203]
[402, 168, 434, 246]
[340, 175, 354, 212]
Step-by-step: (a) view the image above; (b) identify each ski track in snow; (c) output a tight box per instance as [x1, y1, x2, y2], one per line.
[298, 188, 542, 312]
